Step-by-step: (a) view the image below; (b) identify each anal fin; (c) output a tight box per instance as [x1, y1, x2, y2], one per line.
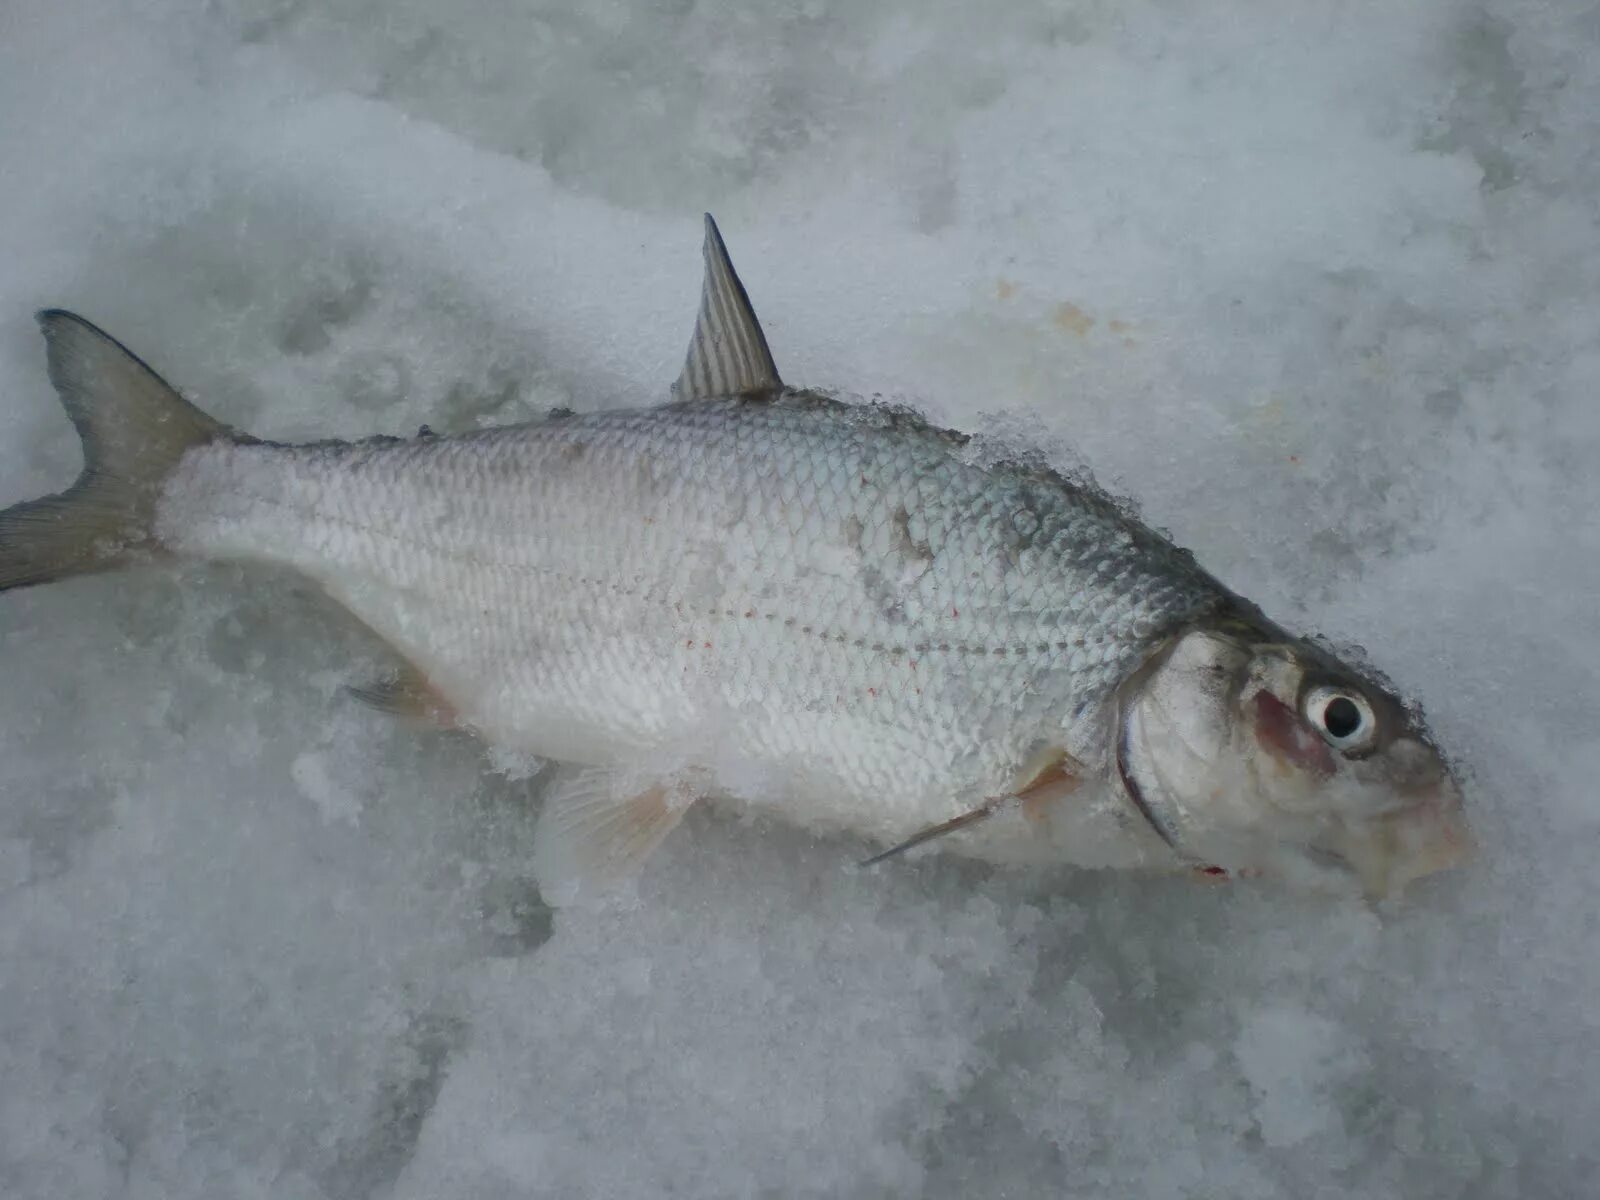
[533, 768, 695, 905]
[347, 662, 456, 726]
[861, 801, 1004, 866]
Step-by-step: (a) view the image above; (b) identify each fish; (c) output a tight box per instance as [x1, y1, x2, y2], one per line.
[0, 215, 1472, 902]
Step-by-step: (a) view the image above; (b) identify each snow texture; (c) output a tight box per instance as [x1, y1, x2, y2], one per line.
[0, 1, 1596, 1196]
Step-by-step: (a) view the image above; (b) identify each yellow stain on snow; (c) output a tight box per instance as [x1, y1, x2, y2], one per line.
[1250, 396, 1288, 427]
[983, 284, 1140, 347]
[1052, 301, 1095, 336]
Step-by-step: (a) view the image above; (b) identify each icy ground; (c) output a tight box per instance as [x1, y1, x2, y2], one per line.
[0, 1, 1596, 1196]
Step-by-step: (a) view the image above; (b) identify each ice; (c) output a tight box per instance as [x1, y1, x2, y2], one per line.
[1, 0, 1598, 1196]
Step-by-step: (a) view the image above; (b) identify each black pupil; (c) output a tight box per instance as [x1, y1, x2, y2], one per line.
[1322, 697, 1363, 739]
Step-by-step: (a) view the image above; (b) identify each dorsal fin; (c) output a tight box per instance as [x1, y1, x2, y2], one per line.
[672, 214, 782, 401]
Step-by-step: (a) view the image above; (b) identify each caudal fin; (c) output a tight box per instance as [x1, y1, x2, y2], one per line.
[0, 311, 233, 592]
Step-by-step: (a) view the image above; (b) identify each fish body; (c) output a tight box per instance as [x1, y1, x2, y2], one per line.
[159, 394, 1224, 863]
[0, 216, 1473, 900]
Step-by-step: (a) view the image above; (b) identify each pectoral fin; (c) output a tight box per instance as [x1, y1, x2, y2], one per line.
[861, 801, 1004, 866]
[862, 748, 1084, 866]
[1011, 746, 1084, 822]
[532, 768, 694, 904]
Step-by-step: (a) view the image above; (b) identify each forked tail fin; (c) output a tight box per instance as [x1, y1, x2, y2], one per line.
[0, 311, 234, 592]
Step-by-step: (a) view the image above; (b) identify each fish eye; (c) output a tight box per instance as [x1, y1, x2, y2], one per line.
[1303, 686, 1376, 751]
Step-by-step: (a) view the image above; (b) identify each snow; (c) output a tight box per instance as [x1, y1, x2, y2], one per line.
[1, 0, 1597, 1196]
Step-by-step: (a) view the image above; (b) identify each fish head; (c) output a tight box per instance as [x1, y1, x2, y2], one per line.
[1116, 619, 1473, 899]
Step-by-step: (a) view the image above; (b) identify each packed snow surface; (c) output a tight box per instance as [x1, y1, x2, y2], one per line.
[1, 1, 1597, 1196]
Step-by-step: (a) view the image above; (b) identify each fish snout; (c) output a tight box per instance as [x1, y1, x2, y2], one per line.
[1352, 776, 1476, 899]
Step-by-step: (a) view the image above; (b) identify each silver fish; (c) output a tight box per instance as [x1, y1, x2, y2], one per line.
[0, 216, 1471, 901]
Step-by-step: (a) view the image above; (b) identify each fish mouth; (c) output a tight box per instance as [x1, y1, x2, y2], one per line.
[1343, 779, 1476, 900]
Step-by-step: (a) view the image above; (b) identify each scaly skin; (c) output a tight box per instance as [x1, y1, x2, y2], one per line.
[157, 391, 1229, 857]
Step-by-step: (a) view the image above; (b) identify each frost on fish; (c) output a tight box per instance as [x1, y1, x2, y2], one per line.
[0, 217, 1472, 902]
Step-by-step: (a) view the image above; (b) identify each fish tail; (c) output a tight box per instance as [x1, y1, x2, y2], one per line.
[0, 311, 236, 592]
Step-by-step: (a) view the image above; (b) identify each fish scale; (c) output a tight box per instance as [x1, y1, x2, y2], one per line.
[156, 390, 1228, 841]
